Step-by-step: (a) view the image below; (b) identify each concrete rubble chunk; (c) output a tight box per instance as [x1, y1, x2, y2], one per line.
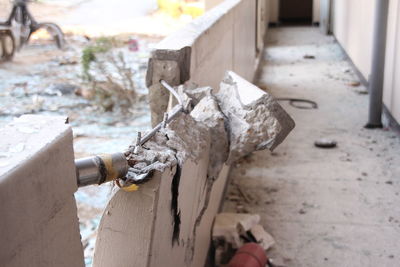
[126, 112, 209, 174]
[166, 112, 210, 165]
[182, 84, 213, 106]
[250, 224, 275, 250]
[212, 213, 261, 249]
[190, 95, 229, 179]
[216, 71, 295, 164]
[212, 213, 275, 266]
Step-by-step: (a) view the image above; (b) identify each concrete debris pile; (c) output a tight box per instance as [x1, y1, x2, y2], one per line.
[125, 70, 295, 182]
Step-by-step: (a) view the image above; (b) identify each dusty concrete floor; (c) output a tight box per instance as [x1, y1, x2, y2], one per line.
[223, 27, 400, 266]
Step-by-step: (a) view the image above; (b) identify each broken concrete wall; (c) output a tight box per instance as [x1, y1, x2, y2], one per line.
[0, 115, 84, 267]
[93, 113, 226, 267]
[146, 0, 267, 126]
[92, 1, 293, 266]
[93, 70, 294, 267]
[93, 157, 231, 267]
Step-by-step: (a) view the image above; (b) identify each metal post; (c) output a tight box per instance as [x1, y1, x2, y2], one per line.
[366, 0, 390, 128]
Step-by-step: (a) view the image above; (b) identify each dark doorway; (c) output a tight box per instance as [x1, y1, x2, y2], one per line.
[280, 0, 313, 25]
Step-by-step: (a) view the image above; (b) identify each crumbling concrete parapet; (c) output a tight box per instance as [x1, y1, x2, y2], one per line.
[216, 71, 295, 164]
[96, 71, 295, 267]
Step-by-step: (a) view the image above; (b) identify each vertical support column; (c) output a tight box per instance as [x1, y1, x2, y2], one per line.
[366, 0, 390, 128]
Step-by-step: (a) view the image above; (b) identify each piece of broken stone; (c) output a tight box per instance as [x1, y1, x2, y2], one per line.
[191, 94, 229, 179]
[250, 224, 275, 250]
[213, 213, 260, 249]
[166, 112, 210, 165]
[215, 71, 295, 164]
[182, 84, 213, 106]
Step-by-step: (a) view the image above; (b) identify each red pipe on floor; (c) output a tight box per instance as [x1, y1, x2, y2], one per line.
[227, 243, 268, 267]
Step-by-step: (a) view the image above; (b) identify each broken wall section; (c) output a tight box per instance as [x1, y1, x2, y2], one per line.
[146, 0, 267, 126]
[92, 1, 292, 266]
[93, 70, 294, 267]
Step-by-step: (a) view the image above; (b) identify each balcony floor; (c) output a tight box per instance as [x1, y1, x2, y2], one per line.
[223, 27, 400, 267]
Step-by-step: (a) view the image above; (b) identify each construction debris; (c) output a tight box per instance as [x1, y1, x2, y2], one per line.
[216, 71, 295, 164]
[124, 71, 295, 186]
[250, 224, 275, 250]
[212, 213, 275, 266]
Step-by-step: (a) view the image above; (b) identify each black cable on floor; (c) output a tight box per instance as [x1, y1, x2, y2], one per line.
[276, 98, 318, 109]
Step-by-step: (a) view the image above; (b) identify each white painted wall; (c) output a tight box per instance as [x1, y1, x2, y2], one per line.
[383, 0, 400, 122]
[331, 0, 375, 79]
[331, 0, 400, 122]
[94, 138, 231, 267]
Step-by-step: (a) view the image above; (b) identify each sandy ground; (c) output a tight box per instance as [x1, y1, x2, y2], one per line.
[223, 27, 400, 267]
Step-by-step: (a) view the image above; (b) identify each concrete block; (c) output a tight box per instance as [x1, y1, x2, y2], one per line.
[213, 213, 261, 249]
[0, 115, 84, 267]
[146, 47, 191, 88]
[216, 71, 295, 164]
